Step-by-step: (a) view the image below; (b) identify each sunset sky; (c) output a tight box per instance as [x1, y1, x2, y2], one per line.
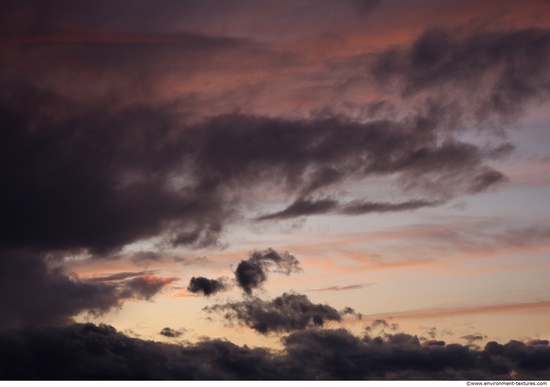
[1, 0, 550, 380]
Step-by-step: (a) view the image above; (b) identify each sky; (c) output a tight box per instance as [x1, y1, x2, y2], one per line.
[1, 0, 550, 380]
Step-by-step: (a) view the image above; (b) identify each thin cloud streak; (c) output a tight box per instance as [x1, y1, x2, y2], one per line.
[304, 284, 369, 292]
[360, 300, 550, 323]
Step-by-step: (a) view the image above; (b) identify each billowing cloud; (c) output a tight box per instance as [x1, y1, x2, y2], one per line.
[187, 276, 230, 297]
[0, 250, 121, 327]
[0, 250, 176, 327]
[0, 78, 530, 255]
[1, 323, 549, 379]
[0, 2, 549, 380]
[234, 249, 301, 294]
[204, 292, 357, 335]
[1, 12, 549, 260]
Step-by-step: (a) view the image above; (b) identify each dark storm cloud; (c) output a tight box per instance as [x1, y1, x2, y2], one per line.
[159, 327, 183, 338]
[234, 249, 301, 294]
[187, 276, 230, 297]
[283, 329, 550, 379]
[0, 79, 517, 255]
[3, 323, 548, 380]
[371, 28, 550, 124]
[0, 84, 229, 254]
[204, 293, 352, 335]
[0, 323, 279, 380]
[0, 250, 121, 327]
[0, 250, 176, 327]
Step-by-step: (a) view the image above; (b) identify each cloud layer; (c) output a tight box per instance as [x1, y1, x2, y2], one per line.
[0, 323, 548, 380]
[5, 22, 548, 254]
[0, 250, 175, 327]
[1, 2, 549, 380]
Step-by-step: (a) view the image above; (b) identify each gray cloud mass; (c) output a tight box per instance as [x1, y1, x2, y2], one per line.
[0, 323, 548, 379]
[204, 292, 355, 335]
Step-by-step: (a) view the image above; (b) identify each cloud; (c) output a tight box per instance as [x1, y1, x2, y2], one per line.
[461, 334, 488, 350]
[0, 66, 528, 257]
[86, 271, 158, 283]
[526, 339, 549, 346]
[187, 276, 230, 297]
[119, 275, 178, 300]
[305, 284, 367, 292]
[204, 292, 355, 335]
[363, 318, 400, 334]
[84, 270, 178, 300]
[0, 250, 120, 327]
[0, 323, 549, 379]
[422, 340, 446, 347]
[160, 327, 184, 338]
[0, 78, 523, 256]
[257, 198, 339, 220]
[371, 28, 550, 125]
[234, 249, 301, 294]
[0, 250, 176, 327]
[362, 300, 550, 322]
[257, 197, 441, 220]
[340, 198, 442, 214]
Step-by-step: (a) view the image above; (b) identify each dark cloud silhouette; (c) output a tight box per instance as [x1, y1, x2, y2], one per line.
[204, 292, 355, 335]
[422, 340, 446, 347]
[187, 276, 230, 297]
[364, 319, 400, 334]
[234, 249, 301, 294]
[461, 334, 488, 350]
[0, 250, 121, 327]
[0, 250, 176, 327]
[1, 3, 549, 373]
[257, 198, 338, 220]
[340, 199, 442, 214]
[1, 9, 548, 258]
[371, 28, 550, 125]
[160, 327, 183, 338]
[0, 323, 549, 379]
[526, 339, 550, 346]
[258, 197, 441, 220]
[0, 79, 519, 256]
